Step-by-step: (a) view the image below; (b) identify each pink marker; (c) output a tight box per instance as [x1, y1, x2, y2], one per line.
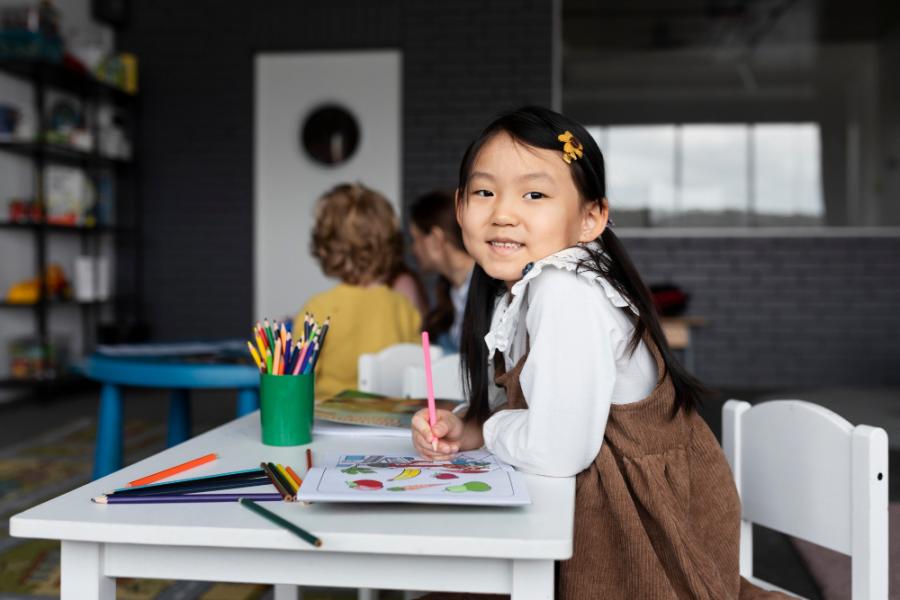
[421, 331, 438, 451]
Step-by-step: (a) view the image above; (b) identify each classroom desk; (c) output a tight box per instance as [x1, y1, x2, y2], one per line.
[10, 412, 574, 600]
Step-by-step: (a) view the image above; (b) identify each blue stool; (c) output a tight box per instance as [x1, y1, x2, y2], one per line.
[82, 354, 260, 479]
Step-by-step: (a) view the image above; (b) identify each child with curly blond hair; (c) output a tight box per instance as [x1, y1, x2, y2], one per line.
[297, 183, 422, 398]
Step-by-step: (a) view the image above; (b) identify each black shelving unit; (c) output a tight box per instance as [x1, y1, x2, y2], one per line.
[0, 59, 141, 391]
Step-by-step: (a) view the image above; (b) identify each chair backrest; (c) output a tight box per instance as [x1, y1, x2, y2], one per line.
[357, 343, 444, 396]
[402, 353, 465, 401]
[722, 399, 888, 599]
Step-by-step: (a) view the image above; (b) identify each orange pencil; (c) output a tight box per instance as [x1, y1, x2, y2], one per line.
[127, 453, 217, 487]
[285, 465, 303, 488]
[306, 448, 313, 470]
[273, 338, 282, 375]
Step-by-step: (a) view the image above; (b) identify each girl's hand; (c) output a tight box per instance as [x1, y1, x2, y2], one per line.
[411, 408, 464, 460]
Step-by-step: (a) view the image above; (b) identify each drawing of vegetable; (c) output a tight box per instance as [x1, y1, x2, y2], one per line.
[433, 473, 458, 480]
[445, 481, 492, 493]
[341, 466, 376, 475]
[386, 483, 444, 492]
[346, 479, 383, 490]
[389, 468, 421, 481]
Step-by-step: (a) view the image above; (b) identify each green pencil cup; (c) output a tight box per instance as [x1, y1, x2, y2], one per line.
[259, 373, 314, 446]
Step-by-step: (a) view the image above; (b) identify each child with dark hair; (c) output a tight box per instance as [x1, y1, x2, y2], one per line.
[408, 189, 475, 352]
[411, 107, 789, 599]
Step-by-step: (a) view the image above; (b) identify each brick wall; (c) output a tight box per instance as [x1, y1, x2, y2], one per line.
[621, 232, 900, 388]
[118, 0, 554, 340]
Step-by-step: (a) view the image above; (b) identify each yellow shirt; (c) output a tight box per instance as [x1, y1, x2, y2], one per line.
[296, 284, 421, 399]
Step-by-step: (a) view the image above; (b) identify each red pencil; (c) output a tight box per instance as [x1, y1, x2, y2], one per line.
[306, 448, 313, 470]
[127, 453, 218, 487]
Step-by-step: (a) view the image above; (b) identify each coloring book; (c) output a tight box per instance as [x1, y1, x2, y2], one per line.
[295, 450, 531, 506]
[315, 390, 461, 429]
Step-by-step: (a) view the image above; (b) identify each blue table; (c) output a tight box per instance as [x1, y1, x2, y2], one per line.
[81, 345, 260, 479]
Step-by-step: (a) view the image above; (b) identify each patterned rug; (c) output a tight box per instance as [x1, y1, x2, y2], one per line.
[0, 418, 369, 600]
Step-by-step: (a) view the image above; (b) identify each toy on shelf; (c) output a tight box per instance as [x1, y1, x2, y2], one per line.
[9, 335, 69, 379]
[5, 263, 71, 303]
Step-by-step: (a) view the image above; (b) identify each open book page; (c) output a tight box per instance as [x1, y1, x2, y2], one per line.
[315, 390, 462, 429]
[296, 450, 531, 506]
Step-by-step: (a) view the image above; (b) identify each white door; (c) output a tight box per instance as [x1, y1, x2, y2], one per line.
[253, 50, 402, 321]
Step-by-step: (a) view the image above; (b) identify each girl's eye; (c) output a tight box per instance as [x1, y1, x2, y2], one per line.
[472, 189, 494, 197]
[524, 192, 545, 200]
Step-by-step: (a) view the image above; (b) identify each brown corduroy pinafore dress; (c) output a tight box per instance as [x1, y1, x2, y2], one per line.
[423, 339, 790, 600]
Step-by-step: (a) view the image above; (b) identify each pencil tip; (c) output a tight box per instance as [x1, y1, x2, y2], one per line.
[92, 495, 108, 504]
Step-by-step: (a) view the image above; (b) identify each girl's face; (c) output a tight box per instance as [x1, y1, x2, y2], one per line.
[457, 132, 607, 287]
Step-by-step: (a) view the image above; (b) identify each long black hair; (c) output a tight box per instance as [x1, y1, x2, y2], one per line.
[458, 106, 707, 424]
[409, 189, 463, 340]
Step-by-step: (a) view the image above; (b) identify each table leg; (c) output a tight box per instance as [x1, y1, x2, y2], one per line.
[93, 383, 123, 479]
[61, 540, 115, 600]
[168, 389, 192, 446]
[511, 559, 554, 600]
[236, 387, 259, 416]
[274, 584, 301, 600]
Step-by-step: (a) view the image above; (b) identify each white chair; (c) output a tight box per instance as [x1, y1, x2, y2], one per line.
[722, 399, 888, 599]
[358, 343, 443, 396]
[402, 353, 465, 401]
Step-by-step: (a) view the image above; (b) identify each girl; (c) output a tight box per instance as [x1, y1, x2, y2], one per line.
[411, 107, 788, 599]
[408, 189, 475, 352]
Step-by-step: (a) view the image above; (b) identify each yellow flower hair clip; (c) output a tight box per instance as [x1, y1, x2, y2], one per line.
[557, 131, 584, 164]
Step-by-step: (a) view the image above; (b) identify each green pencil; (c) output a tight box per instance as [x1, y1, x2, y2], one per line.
[239, 498, 322, 547]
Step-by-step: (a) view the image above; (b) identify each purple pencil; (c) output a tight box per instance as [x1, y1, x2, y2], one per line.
[92, 493, 283, 504]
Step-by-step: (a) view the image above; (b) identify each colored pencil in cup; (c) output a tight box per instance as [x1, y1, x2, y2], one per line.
[127, 453, 218, 487]
[272, 338, 282, 375]
[421, 331, 438, 451]
[247, 341, 264, 373]
[239, 498, 321, 547]
[93, 493, 283, 504]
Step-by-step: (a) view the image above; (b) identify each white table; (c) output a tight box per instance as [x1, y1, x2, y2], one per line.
[10, 413, 574, 599]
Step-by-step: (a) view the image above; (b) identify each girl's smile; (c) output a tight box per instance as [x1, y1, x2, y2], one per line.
[457, 132, 607, 287]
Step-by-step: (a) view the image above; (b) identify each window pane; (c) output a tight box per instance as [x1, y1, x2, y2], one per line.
[679, 125, 748, 226]
[595, 125, 676, 227]
[753, 124, 824, 225]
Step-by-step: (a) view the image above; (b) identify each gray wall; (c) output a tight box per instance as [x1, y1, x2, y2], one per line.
[118, 0, 554, 340]
[623, 232, 900, 388]
[119, 3, 900, 390]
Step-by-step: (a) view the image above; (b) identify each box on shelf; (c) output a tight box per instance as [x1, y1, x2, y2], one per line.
[8, 335, 70, 380]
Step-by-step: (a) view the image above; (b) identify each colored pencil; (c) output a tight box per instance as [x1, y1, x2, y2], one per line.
[247, 341, 264, 372]
[306, 448, 313, 470]
[109, 476, 272, 497]
[280, 323, 287, 353]
[265, 347, 273, 375]
[300, 342, 319, 374]
[422, 331, 438, 451]
[267, 461, 296, 497]
[93, 493, 283, 504]
[239, 498, 321, 547]
[254, 328, 268, 357]
[128, 453, 218, 488]
[275, 464, 297, 494]
[294, 342, 311, 374]
[264, 318, 275, 351]
[272, 338, 282, 375]
[285, 465, 303, 488]
[114, 467, 265, 493]
[261, 462, 293, 501]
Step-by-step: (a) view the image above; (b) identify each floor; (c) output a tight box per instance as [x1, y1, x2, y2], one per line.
[2, 384, 898, 599]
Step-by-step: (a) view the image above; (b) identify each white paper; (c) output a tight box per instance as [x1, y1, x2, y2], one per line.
[295, 450, 531, 506]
